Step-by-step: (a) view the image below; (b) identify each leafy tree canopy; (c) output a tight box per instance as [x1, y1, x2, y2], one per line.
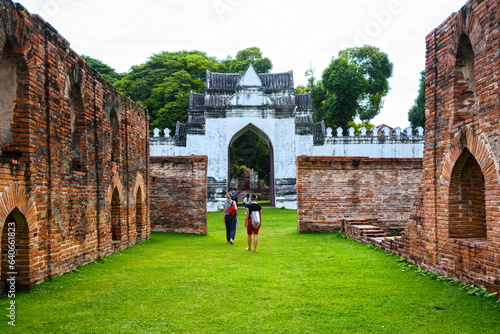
[311, 45, 393, 129]
[114, 48, 272, 131]
[408, 71, 426, 130]
[114, 50, 220, 130]
[219, 47, 273, 73]
[82, 55, 123, 84]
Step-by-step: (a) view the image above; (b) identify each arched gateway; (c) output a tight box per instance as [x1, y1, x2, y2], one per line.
[151, 65, 315, 211]
[150, 65, 423, 211]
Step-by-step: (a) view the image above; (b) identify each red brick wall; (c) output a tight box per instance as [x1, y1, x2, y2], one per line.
[297, 156, 423, 233]
[401, 0, 500, 293]
[150, 156, 208, 234]
[0, 1, 150, 291]
[296, 0, 500, 295]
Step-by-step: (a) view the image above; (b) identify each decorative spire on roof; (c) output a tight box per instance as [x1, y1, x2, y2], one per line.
[236, 64, 262, 88]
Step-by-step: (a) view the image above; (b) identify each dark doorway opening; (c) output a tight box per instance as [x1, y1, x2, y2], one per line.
[448, 148, 486, 239]
[228, 125, 274, 207]
[1, 208, 30, 293]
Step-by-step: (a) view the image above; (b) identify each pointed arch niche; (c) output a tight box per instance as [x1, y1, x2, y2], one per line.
[452, 33, 478, 123]
[228, 123, 275, 207]
[135, 186, 144, 239]
[110, 108, 121, 163]
[1, 208, 30, 292]
[111, 187, 122, 241]
[65, 77, 87, 171]
[448, 148, 486, 238]
[442, 127, 497, 241]
[0, 39, 29, 159]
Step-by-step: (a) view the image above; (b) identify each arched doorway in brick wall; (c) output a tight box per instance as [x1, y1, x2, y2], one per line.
[442, 127, 497, 241]
[135, 186, 144, 241]
[228, 123, 275, 207]
[448, 148, 486, 239]
[1, 208, 30, 293]
[111, 187, 122, 241]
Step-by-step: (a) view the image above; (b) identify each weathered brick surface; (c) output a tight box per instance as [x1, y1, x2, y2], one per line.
[297, 156, 423, 233]
[0, 1, 150, 291]
[297, 0, 500, 294]
[400, 0, 500, 293]
[150, 156, 207, 234]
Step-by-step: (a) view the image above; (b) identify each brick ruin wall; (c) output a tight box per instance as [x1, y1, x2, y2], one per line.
[296, 156, 423, 233]
[150, 156, 208, 235]
[296, 0, 500, 293]
[3, 0, 497, 296]
[0, 0, 150, 292]
[401, 0, 500, 292]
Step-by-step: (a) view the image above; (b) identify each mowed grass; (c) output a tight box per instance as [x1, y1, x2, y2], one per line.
[1, 208, 498, 333]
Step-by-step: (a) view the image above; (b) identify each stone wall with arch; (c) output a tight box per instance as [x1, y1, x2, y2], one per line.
[0, 1, 150, 291]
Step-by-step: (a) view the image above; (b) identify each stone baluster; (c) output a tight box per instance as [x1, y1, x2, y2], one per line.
[153, 128, 160, 137]
[360, 127, 367, 136]
[326, 127, 333, 137]
[348, 127, 355, 136]
[404, 127, 413, 136]
[394, 127, 401, 136]
[336, 127, 343, 137]
[416, 127, 424, 136]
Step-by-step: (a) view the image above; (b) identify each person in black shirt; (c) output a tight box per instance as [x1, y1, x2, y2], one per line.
[244, 194, 262, 252]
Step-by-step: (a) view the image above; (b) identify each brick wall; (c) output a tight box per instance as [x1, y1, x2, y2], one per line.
[400, 0, 500, 293]
[296, 0, 500, 294]
[297, 156, 423, 233]
[0, 0, 150, 291]
[150, 156, 208, 234]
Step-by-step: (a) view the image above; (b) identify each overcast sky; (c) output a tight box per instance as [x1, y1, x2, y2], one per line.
[17, 0, 467, 128]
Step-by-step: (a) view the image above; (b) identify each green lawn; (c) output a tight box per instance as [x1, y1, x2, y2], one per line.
[1, 208, 498, 333]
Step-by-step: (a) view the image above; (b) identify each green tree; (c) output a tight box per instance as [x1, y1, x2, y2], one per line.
[316, 57, 368, 129]
[147, 70, 205, 130]
[313, 46, 393, 129]
[408, 71, 426, 129]
[115, 48, 273, 132]
[220, 47, 272, 73]
[81, 55, 123, 84]
[115, 50, 220, 131]
[338, 46, 393, 121]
